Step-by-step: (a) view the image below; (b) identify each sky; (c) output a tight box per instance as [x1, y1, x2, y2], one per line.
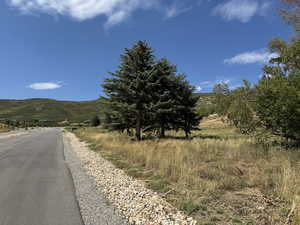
[0, 0, 293, 101]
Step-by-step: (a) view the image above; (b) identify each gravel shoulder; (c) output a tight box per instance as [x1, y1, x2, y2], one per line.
[63, 132, 128, 225]
[63, 131, 197, 225]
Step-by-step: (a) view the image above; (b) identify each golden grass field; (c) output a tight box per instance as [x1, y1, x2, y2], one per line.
[74, 121, 300, 225]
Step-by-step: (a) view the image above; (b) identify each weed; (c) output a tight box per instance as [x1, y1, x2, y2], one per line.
[210, 216, 221, 222]
[147, 177, 170, 193]
[216, 209, 224, 214]
[179, 200, 201, 215]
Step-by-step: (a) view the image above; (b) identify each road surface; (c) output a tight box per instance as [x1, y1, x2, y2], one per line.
[0, 128, 83, 225]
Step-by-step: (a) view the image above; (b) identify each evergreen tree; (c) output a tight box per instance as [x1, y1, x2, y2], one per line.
[91, 115, 101, 127]
[172, 75, 201, 138]
[146, 58, 178, 137]
[103, 41, 201, 140]
[102, 41, 155, 140]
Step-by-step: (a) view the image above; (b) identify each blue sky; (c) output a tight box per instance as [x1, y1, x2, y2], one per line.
[0, 0, 293, 101]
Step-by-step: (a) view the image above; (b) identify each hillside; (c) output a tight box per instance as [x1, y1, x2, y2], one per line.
[0, 94, 213, 123]
[0, 98, 104, 122]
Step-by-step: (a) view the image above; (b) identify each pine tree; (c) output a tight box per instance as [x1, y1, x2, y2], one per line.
[146, 58, 178, 138]
[102, 41, 155, 140]
[146, 60, 201, 138]
[91, 115, 101, 127]
[102, 41, 201, 140]
[172, 75, 201, 138]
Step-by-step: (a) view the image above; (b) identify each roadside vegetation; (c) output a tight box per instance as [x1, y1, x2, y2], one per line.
[74, 123, 300, 225]
[71, 2, 300, 224]
[102, 41, 200, 140]
[0, 123, 12, 133]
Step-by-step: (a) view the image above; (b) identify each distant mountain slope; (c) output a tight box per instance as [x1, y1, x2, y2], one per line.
[0, 94, 213, 122]
[0, 98, 103, 122]
[194, 92, 214, 104]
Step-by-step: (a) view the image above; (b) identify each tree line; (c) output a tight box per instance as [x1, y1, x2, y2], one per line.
[0, 119, 59, 128]
[98, 0, 300, 144]
[213, 38, 300, 145]
[102, 41, 200, 140]
[211, 0, 300, 146]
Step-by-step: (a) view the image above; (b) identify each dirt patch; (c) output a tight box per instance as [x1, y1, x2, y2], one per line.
[200, 114, 227, 129]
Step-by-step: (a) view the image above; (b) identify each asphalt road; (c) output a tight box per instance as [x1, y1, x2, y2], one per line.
[0, 128, 84, 225]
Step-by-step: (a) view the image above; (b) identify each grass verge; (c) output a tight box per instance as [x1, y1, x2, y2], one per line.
[73, 126, 300, 225]
[0, 125, 12, 133]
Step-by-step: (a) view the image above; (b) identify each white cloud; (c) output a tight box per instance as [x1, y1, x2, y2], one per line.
[7, 0, 202, 27]
[7, 0, 159, 27]
[196, 86, 202, 91]
[224, 50, 278, 64]
[165, 2, 192, 19]
[28, 82, 63, 90]
[213, 0, 272, 23]
[196, 78, 234, 92]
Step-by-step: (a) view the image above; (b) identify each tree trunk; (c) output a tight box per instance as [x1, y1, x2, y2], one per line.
[160, 125, 165, 138]
[127, 128, 132, 137]
[185, 130, 189, 139]
[136, 111, 142, 141]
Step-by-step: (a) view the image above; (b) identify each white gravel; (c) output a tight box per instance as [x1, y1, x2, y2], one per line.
[63, 132, 197, 225]
[63, 132, 128, 225]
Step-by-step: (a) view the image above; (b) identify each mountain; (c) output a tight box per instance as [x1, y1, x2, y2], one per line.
[194, 92, 215, 103]
[0, 93, 214, 123]
[0, 98, 103, 122]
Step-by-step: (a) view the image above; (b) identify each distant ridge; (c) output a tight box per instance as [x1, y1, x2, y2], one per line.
[0, 93, 213, 122]
[0, 98, 103, 122]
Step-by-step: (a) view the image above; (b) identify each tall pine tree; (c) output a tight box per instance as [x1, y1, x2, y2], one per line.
[146, 58, 178, 137]
[103, 41, 201, 140]
[102, 41, 155, 140]
[172, 75, 201, 138]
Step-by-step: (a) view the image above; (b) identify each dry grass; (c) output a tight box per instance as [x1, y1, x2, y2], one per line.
[200, 114, 227, 129]
[0, 123, 11, 133]
[74, 125, 300, 225]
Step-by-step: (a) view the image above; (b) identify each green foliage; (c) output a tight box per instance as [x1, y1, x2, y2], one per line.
[210, 39, 300, 145]
[197, 104, 215, 117]
[1, 118, 59, 128]
[172, 78, 202, 138]
[255, 39, 300, 142]
[179, 200, 200, 215]
[256, 75, 300, 141]
[195, 93, 216, 117]
[91, 115, 101, 127]
[279, 0, 300, 36]
[145, 58, 179, 137]
[102, 41, 200, 140]
[227, 80, 257, 134]
[213, 82, 231, 116]
[103, 41, 156, 140]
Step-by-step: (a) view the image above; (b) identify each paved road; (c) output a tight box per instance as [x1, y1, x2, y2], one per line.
[0, 128, 83, 225]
